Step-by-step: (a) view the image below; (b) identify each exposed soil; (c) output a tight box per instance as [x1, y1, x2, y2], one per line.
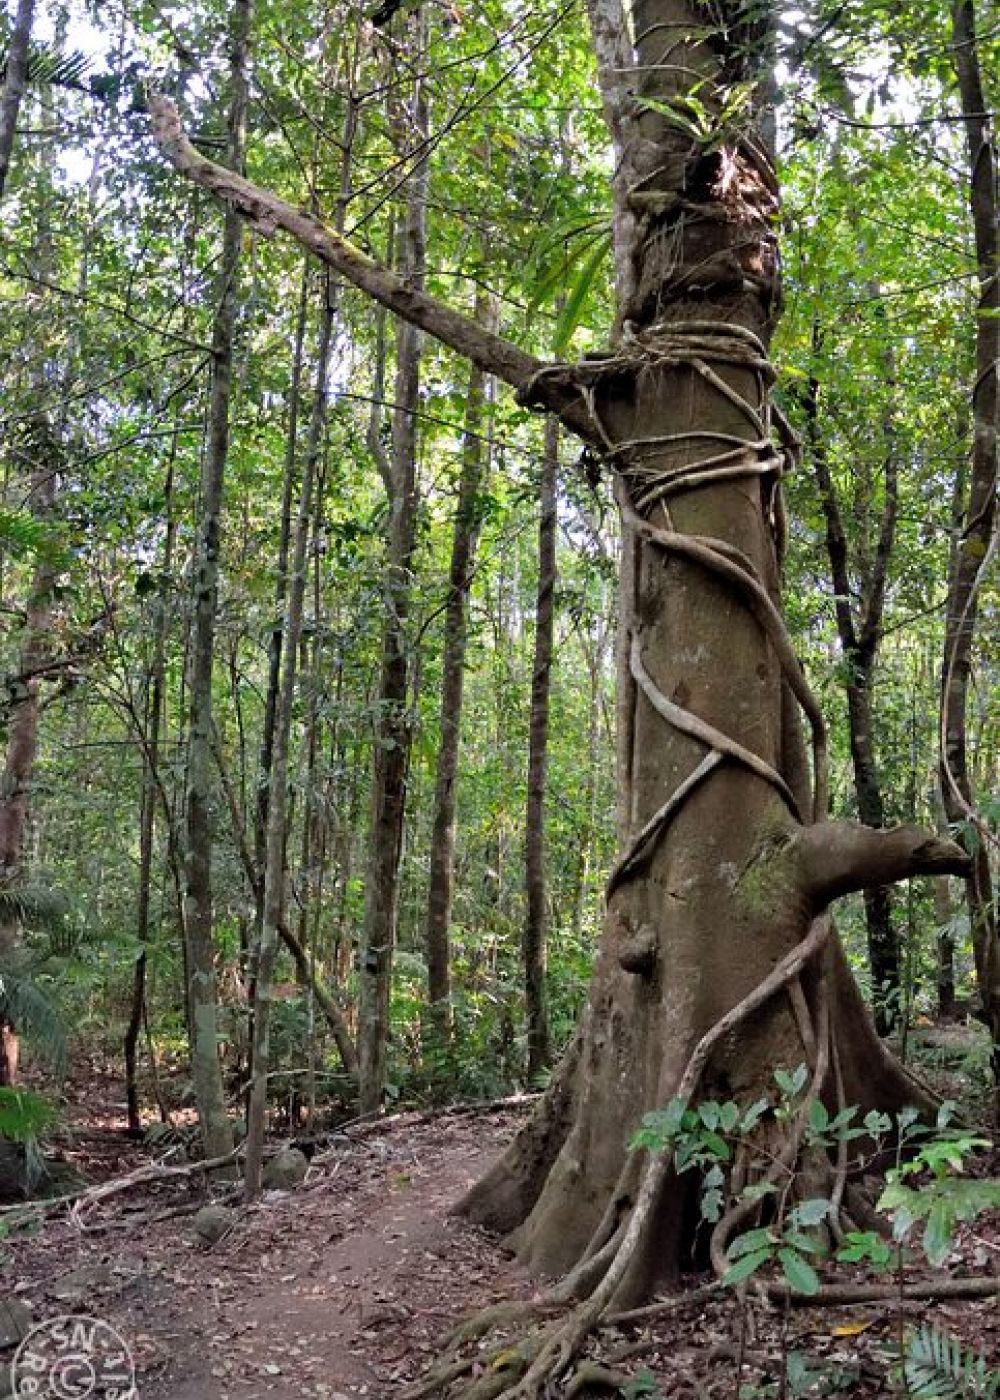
[1, 1066, 997, 1399]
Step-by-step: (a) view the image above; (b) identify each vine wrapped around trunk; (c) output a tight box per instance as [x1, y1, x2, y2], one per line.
[148, 1, 983, 1391]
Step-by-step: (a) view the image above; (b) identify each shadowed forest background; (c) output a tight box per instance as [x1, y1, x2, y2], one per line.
[0, 0, 997, 1394]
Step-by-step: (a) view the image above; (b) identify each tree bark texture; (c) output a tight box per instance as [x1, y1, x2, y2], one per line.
[153, 0, 972, 1304]
[182, 0, 253, 1162]
[942, 0, 999, 1069]
[357, 32, 429, 1113]
[425, 287, 496, 1017]
[0, 422, 57, 1086]
[523, 415, 559, 1078]
[0, 0, 35, 202]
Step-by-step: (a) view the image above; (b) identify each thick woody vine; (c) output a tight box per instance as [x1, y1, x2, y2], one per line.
[404, 322, 991, 1400]
[146, 90, 993, 1400]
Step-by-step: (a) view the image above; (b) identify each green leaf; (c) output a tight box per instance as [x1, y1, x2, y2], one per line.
[719, 1101, 740, 1133]
[740, 1098, 769, 1132]
[552, 233, 611, 355]
[723, 1247, 773, 1287]
[775, 1064, 808, 1099]
[727, 1226, 775, 1260]
[0, 1087, 54, 1142]
[789, 1198, 832, 1228]
[807, 1099, 829, 1134]
[782, 1230, 825, 1255]
[777, 1247, 821, 1296]
[922, 1197, 955, 1267]
[698, 1101, 721, 1131]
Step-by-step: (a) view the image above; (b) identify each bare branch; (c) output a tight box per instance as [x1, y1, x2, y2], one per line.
[796, 822, 971, 906]
[148, 95, 592, 436]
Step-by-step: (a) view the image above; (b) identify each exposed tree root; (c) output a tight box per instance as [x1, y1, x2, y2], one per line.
[562, 1362, 629, 1396]
[781, 1275, 999, 1306]
[447, 1301, 551, 1348]
[414, 914, 994, 1398]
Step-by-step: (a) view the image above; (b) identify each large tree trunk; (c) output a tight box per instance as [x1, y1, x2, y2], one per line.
[941, 0, 999, 1077]
[182, 0, 254, 1162]
[0, 0, 34, 202]
[0, 424, 57, 1086]
[460, 0, 969, 1302]
[151, 0, 972, 1326]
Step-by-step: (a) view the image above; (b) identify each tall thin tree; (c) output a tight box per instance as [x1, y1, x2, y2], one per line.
[357, 19, 429, 1113]
[182, 0, 253, 1160]
[425, 285, 496, 1024]
[942, 0, 999, 1075]
[523, 417, 559, 1077]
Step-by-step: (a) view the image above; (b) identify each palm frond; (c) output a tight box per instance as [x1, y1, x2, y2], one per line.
[0, 1086, 53, 1143]
[905, 1324, 1000, 1399]
[0, 970, 66, 1075]
[0, 884, 69, 933]
[21, 42, 91, 90]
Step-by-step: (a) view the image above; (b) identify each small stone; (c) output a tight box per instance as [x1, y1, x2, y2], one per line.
[193, 1204, 236, 1245]
[262, 1147, 308, 1191]
[50, 1262, 116, 1304]
[0, 1298, 31, 1350]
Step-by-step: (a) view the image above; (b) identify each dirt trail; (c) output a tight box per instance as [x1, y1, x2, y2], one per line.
[146, 1124, 522, 1399]
[4, 1109, 531, 1400]
[4, 1097, 997, 1399]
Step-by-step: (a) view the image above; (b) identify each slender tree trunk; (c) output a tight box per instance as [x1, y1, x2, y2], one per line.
[124, 461, 176, 1132]
[0, 0, 34, 202]
[358, 31, 429, 1112]
[942, 0, 999, 1073]
[425, 286, 496, 1021]
[804, 345, 901, 1033]
[254, 270, 309, 902]
[183, 0, 253, 1161]
[245, 291, 335, 1195]
[523, 417, 558, 1078]
[0, 427, 57, 1086]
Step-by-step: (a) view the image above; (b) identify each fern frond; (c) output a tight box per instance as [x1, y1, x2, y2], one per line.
[905, 1324, 1000, 1399]
[0, 970, 66, 1074]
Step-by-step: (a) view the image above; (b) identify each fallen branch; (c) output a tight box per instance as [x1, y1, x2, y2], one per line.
[0, 1146, 242, 1223]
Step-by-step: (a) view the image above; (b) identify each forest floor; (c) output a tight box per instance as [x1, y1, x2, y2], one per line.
[1, 1056, 998, 1399]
